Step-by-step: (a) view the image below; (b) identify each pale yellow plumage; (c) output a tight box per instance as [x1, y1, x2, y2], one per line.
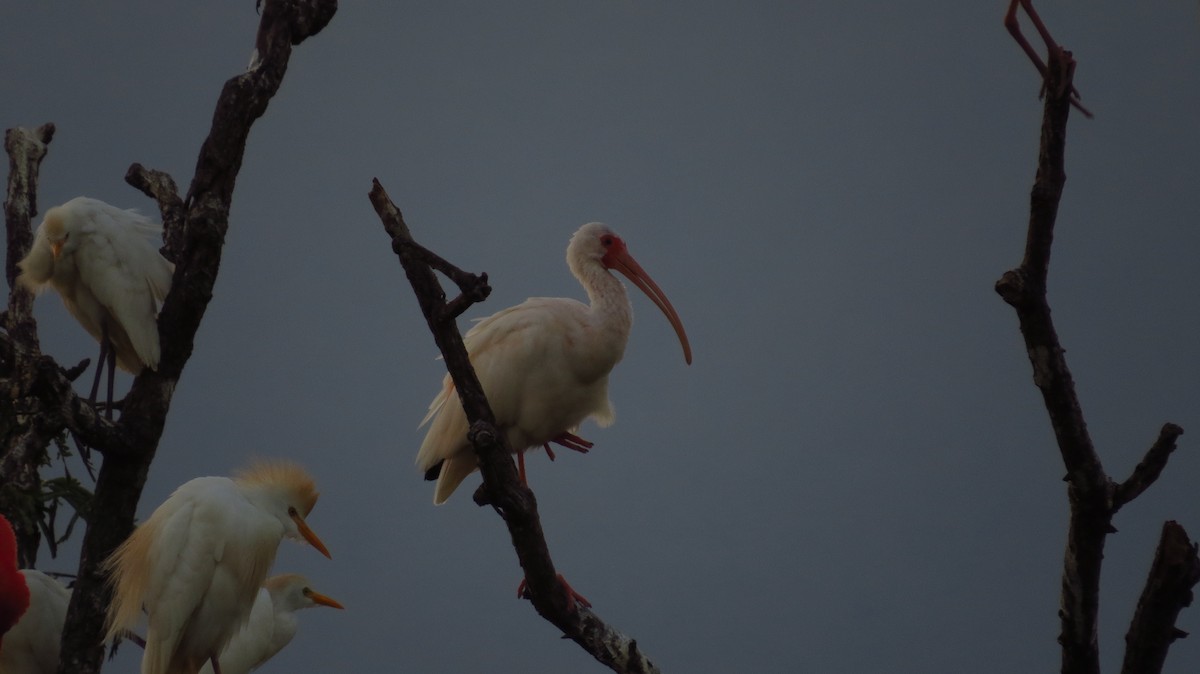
[104, 461, 329, 674]
[16, 196, 173, 373]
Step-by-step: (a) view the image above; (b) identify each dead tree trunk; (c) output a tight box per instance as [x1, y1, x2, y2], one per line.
[0, 3, 337, 673]
[996, 6, 1200, 674]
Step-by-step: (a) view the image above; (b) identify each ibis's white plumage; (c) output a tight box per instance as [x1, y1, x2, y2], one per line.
[103, 462, 331, 674]
[416, 222, 692, 504]
[16, 196, 173, 372]
[0, 570, 71, 674]
[197, 574, 343, 674]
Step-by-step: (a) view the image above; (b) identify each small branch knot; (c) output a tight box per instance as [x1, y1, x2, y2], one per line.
[467, 419, 500, 448]
[995, 269, 1027, 306]
[63, 358, 91, 382]
[442, 273, 492, 321]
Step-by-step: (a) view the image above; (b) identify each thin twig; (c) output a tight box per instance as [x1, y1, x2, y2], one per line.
[125, 163, 184, 262]
[1114, 424, 1184, 510]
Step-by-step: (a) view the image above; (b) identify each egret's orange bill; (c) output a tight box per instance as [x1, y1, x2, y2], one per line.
[305, 588, 345, 610]
[292, 512, 332, 559]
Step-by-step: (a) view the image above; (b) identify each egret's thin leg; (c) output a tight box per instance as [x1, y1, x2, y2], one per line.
[87, 338, 108, 403]
[78, 330, 111, 477]
[124, 630, 147, 649]
[104, 336, 117, 421]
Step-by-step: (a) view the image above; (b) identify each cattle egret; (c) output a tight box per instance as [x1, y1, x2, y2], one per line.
[104, 461, 331, 674]
[417, 222, 692, 504]
[197, 574, 343, 674]
[16, 196, 174, 413]
[0, 570, 71, 674]
[0, 515, 31, 646]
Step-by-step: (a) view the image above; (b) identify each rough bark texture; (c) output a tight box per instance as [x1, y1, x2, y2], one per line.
[1, 3, 337, 674]
[1121, 521, 1200, 674]
[1, 124, 56, 568]
[370, 180, 661, 674]
[995, 25, 1198, 674]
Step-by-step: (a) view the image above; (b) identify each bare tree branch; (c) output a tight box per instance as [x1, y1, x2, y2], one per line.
[995, 13, 1196, 674]
[995, 41, 1108, 674]
[1114, 424, 1184, 511]
[2, 123, 57, 568]
[56, 4, 337, 670]
[124, 163, 184, 261]
[370, 180, 661, 674]
[1121, 521, 1200, 674]
[1, 4, 336, 674]
[4, 124, 54, 290]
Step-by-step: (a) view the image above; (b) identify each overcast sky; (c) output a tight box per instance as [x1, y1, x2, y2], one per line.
[4, 2, 1200, 672]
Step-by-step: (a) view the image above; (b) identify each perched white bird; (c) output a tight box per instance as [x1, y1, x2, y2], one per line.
[0, 515, 31, 648]
[0, 570, 71, 674]
[417, 222, 692, 504]
[104, 461, 331, 674]
[197, 574, 343, 674]
[16, 196, 174, 406]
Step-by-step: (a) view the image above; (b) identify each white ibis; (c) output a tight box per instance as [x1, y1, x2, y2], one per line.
[197, 574, 343, 674]
[0, 515, 31, 648]
[103, 461, 332, 674]
[16, 196, 174, 414]
[0, 569, 71, 674]
[416, 222, 692, 504]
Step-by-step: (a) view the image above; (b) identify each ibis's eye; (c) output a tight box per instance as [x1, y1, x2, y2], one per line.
[287, 506, 298, 517]
[303, 587, 313, 597]
[600, 235, 614, 247]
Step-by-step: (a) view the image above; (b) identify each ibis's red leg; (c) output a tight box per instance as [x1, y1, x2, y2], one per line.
[546, 432, 593, 455]
[517, 573, 592, 612]
[1003, 0, 1092, 118]
[517, 450, 528, 485]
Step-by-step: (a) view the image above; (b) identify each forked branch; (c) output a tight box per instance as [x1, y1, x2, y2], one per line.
[995, 15, 1196, 674]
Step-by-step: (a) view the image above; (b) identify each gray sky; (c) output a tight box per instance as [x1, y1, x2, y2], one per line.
[4, 2, 1200, 672]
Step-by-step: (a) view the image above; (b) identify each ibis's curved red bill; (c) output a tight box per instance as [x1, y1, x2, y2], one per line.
[606, 248, 692, 365]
